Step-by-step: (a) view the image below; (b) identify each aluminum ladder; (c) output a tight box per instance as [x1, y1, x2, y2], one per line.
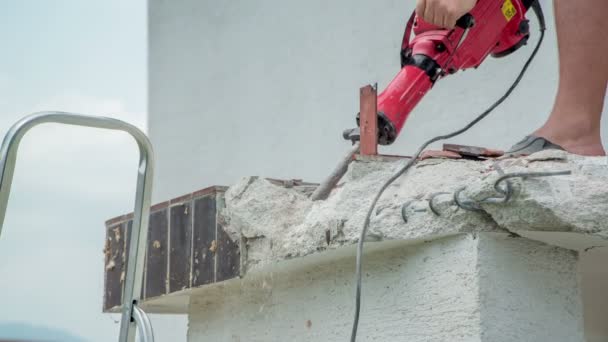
[0, 112, 155, 342]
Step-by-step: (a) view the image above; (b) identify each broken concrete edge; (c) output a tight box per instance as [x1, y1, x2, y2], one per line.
[103, 150, 495, 226]
[220, 150, 608, 275]
[102, 180, 318, 313]
[354, 154, 411, 162]
[105, 150, 608, 313]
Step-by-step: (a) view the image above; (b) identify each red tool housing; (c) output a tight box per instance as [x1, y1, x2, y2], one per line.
[367, 0, 536, 145]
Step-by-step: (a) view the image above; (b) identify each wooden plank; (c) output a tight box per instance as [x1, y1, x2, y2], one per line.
[216, 225, 240, 282]
[144, 209, 168, 299]
[169, 202, 193, 292]
[103, 223, 124, 311]
[215, 191, 240, 282]
[192, 195, 217, 286]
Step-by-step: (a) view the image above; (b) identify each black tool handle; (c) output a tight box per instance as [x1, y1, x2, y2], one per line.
[456, 13, 475, 29]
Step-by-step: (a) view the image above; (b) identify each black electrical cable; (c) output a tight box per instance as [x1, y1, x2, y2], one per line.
[349, 5, 546, 341]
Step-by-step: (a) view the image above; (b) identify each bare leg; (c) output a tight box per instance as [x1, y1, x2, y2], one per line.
[534, 0, 608, 156]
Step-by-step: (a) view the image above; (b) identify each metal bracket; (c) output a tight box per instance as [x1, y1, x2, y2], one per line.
[0, 112, 155, 342]
[359, 84, 378, 156]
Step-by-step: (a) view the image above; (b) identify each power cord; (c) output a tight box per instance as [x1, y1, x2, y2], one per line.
[350, 3, 546, 341]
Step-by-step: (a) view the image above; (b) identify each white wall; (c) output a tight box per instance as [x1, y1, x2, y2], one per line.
[148, 0, 608, 200]
[187, 234, 584, 342]
[148, 0, 607, 340]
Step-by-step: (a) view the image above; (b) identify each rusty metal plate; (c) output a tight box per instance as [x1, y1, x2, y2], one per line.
[443, 143, 504, 158]
[359, 84, 378, 156]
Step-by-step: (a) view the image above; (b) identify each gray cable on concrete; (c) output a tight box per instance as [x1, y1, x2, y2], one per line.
[350, 5, 546, 340]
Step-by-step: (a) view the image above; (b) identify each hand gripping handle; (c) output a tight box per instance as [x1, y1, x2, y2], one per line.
[455, 13, 475, 29]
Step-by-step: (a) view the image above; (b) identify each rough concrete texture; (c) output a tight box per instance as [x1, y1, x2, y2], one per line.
[188, 236, 482, 341]
[187, 234, 584, 342]
[477, 234, 584, 342]
[220, 151, 608, 271]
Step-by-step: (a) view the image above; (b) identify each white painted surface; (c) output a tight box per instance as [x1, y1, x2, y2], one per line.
[147, 1, 607, 340]
[580, 249, 608, 342]
[477, 235, 584, 341]
[148, 0, 601, 200]
[187, 234, 583, 342]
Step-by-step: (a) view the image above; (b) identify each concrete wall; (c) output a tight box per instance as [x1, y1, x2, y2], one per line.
[147, 0, 607, 340]
[187, 234, 584, 342]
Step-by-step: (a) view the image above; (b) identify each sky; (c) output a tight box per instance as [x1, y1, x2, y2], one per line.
[0, 1, 184, 341]
[0, 1, 604, 341]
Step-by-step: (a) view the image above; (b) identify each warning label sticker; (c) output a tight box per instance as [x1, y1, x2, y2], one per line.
[502, 0, 517, 21]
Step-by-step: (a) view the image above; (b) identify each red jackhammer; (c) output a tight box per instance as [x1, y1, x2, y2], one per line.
[345, 0, 542, 145]
[312, 0, 545, 201]
[309, 1, 547, 341]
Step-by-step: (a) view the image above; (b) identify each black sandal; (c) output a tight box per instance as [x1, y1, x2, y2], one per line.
[505, 135, 565, 157]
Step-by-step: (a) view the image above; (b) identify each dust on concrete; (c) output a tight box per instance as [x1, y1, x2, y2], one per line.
[219, 152, 608, 272]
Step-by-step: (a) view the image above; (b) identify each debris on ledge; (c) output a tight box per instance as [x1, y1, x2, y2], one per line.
[220, 150, 608, 273]
[102, 150, 608, 314]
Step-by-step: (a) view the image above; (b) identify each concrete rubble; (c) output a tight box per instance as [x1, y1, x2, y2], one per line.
[219, 150, 608, 272]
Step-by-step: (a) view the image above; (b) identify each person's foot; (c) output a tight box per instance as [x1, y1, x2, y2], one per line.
[506, 124, 606, 157]
[533, 124, 605, 156]
[505, 135, 565, 157]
